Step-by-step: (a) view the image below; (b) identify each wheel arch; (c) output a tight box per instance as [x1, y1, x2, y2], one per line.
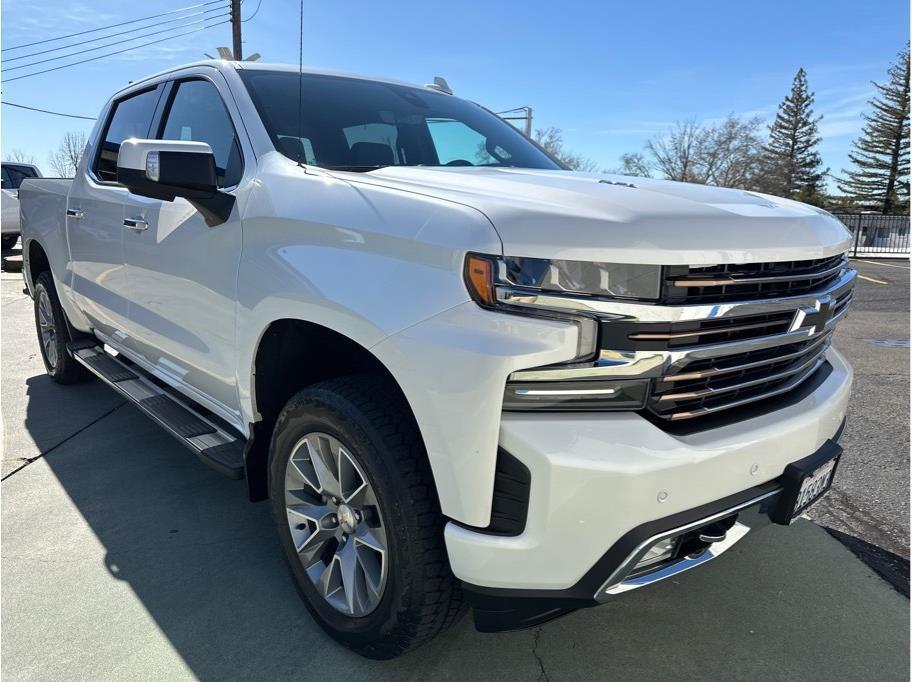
[24, 237, 50, 294]
[244, 317, 428, 502]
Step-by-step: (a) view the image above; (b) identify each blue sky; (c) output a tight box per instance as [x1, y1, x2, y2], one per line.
[2, 0, 908, 189]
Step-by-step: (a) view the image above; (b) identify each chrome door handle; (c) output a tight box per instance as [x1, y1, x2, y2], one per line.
[66, 208, 84, 220]
[123, 217, 149, 231]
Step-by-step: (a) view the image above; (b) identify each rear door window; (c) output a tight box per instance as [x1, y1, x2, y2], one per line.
[94, 87, 161, 182]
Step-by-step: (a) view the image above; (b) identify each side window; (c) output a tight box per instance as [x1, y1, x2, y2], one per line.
[159, 79, 242, 187]
[1, 167, 11, 189]
[94, 87, 160, 182]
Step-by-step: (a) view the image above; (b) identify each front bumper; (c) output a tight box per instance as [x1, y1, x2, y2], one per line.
[445, 347, 852, 627]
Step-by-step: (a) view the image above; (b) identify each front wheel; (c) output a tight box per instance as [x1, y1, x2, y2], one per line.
[268, 375, 464, 659]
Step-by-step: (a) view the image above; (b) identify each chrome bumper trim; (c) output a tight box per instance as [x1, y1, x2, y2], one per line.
[594, 489, 779, 600]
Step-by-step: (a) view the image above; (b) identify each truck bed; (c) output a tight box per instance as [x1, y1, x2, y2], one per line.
[19, 178, 73, 244]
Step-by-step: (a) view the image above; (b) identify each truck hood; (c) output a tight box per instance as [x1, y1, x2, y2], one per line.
[348, 167, 851, 265]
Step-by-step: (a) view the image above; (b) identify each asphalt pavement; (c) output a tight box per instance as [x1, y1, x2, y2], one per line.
[806, 259, 910, 590]
[1, 258, 909, 680]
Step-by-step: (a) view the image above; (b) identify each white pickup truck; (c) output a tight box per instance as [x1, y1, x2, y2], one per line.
[20, 60, 855, 659]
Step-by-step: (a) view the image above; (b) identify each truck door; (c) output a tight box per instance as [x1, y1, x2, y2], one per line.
[120, 74, 246, 427]
[67, 85, 163, 339]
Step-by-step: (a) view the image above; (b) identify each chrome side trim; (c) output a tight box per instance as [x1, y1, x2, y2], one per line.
[595, 489, 779, 600]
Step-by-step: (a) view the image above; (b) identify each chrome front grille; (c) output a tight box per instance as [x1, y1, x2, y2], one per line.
[649, 331, 834, 421]
[662, 254, 848, 304]
[503, 255, 856, 429]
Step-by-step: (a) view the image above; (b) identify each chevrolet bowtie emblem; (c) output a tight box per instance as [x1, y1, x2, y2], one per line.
[790, 297, 835, 335]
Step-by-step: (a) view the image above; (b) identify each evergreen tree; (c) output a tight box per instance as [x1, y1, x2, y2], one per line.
[838, 47, 910, 214]
[760, 68, 828, 203]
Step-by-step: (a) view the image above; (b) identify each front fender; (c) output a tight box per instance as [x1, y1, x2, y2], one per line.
[371, 303, 578, 527]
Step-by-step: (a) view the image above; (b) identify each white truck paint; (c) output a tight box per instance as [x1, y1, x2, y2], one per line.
[20, 60, 855, 655]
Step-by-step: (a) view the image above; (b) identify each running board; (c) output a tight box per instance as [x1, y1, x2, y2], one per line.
[69, 343, 245, 479]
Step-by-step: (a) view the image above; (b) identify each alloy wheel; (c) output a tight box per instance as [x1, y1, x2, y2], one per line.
[284, 432, 388, 617]
[37, 289, 58, 370]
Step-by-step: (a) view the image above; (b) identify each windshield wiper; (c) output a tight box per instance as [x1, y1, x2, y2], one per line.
[323, 165, 389, 172]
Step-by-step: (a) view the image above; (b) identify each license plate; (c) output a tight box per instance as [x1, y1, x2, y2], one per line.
[791, 459, 836, 518]
[769, 441, 842, 525]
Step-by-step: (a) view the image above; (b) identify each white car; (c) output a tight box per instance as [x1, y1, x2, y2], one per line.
[19, 61, 855, 659]
[2, 162, 42, 250]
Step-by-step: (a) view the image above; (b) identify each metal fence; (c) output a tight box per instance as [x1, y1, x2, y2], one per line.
[832, 213, 911, 257]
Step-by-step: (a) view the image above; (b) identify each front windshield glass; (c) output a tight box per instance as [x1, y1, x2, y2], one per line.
[239, 70, 562, 172]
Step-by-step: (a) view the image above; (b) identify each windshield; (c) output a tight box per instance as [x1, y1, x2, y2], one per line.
[239, 70, 561, 172]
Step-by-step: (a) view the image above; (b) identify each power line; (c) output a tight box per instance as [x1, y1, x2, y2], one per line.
[1, 0, 226, 52]
[5, 13, 230, 72]
[2, 20, 230, 84]
[2, 101, 96, 120]
[4, 6, 227, 63]
[242, 0, 263, 22]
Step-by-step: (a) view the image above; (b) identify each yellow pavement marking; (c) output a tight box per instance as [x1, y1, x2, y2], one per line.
[857, 274, 889, 285]
[855, 259, 910, 269]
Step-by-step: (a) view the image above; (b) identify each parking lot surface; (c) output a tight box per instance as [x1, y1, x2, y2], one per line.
[1, 259, 909, 680]
[806, 259, 910, 587]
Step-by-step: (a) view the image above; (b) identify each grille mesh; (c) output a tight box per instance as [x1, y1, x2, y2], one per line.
[662, 254, 847, 304]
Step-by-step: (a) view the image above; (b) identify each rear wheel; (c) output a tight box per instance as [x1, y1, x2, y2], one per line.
[33, 271, 91, 384]
[268, 375, 464, 659]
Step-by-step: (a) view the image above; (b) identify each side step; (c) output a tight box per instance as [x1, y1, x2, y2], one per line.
[70, 343, 245, 479]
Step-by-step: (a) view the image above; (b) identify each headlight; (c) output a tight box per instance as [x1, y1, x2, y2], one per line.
[464, 253, 662, 306]
[465, 253, 655, 412]
[503, 256, 661, 300]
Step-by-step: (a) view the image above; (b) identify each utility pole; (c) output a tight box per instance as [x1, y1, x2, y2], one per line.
[497, 106, 533, 138]
[230, 0, 242, 60]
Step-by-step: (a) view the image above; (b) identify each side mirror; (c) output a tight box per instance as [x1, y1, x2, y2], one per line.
[116, 138, 235, 226]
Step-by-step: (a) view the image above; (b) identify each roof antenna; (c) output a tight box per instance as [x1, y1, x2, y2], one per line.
[296, 0, 305, 167]
[426, 76, 453, 95]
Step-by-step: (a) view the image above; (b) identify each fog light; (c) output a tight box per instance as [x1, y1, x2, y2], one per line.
[634, 537, 678, 571]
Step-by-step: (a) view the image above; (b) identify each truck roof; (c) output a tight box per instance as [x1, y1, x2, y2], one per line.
[116, 59, 438, 97]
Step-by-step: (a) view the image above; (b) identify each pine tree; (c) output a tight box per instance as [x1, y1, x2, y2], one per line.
[838, 47, 910, 214]
[760, 68, 828, 203]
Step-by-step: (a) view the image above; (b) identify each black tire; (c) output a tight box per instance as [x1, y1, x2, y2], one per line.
[268, 374, 464, 659]
[33, 271, 92, 384]
[1, 235, 18, 251]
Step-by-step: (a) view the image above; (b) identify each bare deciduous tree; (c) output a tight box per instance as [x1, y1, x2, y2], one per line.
[646, 119, 705, 183]
[610, 152, 653, 178]
[533, 127, 600, 172]
[642, 115, 765, 189]
[4, 148, 38, 165]
[700, 115, 765, 188]
[48, 131, 88, 178]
